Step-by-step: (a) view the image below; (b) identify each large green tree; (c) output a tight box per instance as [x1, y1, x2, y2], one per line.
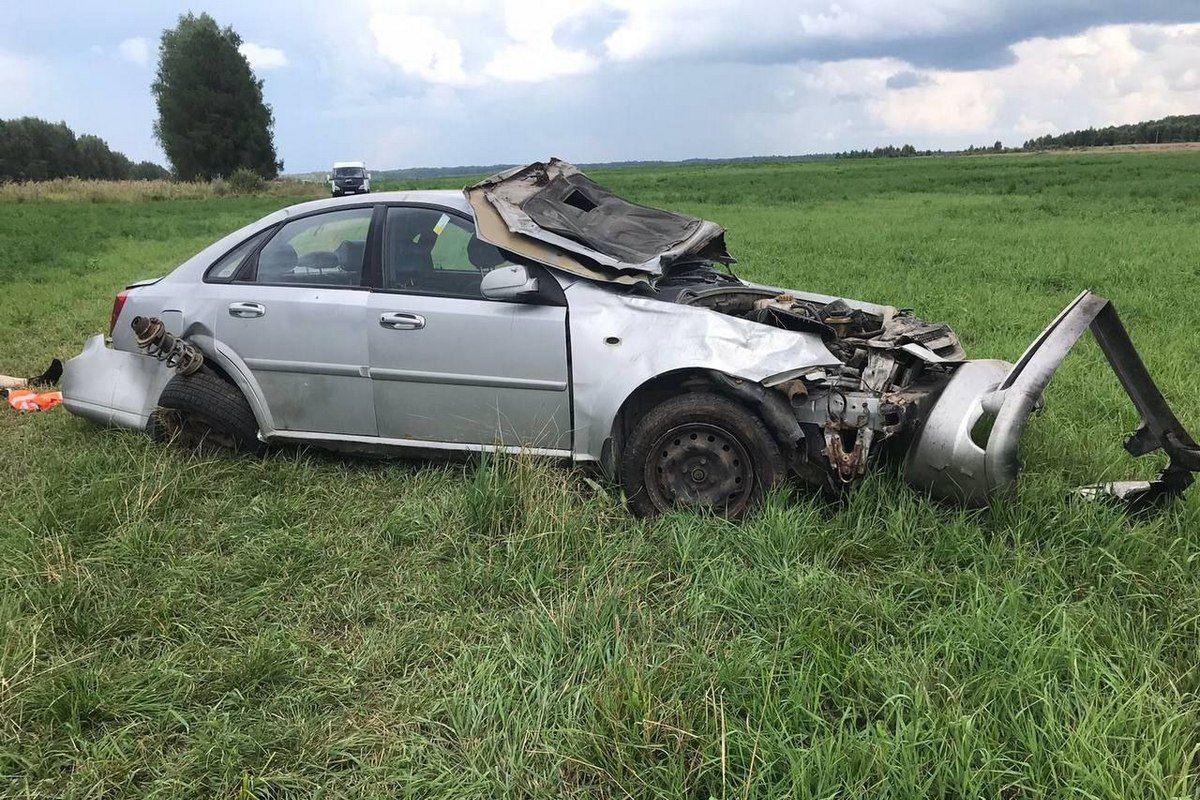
[152, 13, 282, 180]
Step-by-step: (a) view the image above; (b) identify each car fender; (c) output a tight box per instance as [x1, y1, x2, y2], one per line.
[115, 291, 276, 437]
[563, 280, 842, 464]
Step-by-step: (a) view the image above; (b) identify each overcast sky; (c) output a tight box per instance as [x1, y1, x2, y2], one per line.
[3, 1, 1199, 172]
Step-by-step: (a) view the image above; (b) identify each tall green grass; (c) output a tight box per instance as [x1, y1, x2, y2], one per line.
[2, 152, 1199, 797]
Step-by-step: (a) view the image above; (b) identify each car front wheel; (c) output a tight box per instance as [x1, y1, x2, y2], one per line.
[620, 392, 786, 518]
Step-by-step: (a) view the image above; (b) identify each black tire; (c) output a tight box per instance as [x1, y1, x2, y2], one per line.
[331, 190, 342, 198]
[148, 371, 263, 455]
[620, 392, 786, 519]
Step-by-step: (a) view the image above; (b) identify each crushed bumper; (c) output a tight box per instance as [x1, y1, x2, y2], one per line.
[906, 291, 1200, 509]
[61, 335, 170, 431]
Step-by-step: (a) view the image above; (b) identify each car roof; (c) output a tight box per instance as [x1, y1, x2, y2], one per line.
[282, 189, 472, 218]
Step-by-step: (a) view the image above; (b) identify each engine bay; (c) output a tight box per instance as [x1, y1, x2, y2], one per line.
[667, 280, 967, 489]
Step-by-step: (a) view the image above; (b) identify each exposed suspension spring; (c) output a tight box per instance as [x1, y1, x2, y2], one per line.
[130, 316, 204, 375]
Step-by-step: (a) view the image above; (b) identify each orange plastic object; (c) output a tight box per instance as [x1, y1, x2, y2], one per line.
[6, 389, 63, 412]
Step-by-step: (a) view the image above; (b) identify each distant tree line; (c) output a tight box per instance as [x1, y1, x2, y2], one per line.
[357, 153, 841, 182]
[0, 117, 169, 182]
[821, 114, 1200, 161]
[1022, 114, 1200, 150]
[836, 144, 921, 159]
[835, 141, 1007, 160]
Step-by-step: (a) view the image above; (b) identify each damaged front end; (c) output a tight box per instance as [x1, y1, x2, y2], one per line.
[470, 159, 1199, 511]
[674, 285, 966, 494]
[688, 286, 1200, 510]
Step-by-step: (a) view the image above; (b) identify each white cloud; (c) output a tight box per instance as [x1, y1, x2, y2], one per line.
[239, 42, 289, 71]
[599, 0, 1192, 72]
[1015, 115, 1059, 137]
[763, 21, 1200, 145]
[347, 0, 1200, 83]
[483, 42, 595, 82]
[482, 0, 597, 82]
[370, 14, 470, 85]
[705, 19, 1200, 153]
[367, 2, 600, 85]
[995, 23, 1200, 139]
[117, 37, 151, 67]
[874, 72, 1001, 133]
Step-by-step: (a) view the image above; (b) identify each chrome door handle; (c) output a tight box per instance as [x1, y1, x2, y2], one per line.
[380, 312, 426, 330]
[228, 302, 265, 319]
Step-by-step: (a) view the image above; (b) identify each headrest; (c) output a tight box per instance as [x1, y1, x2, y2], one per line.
[467, 237, 507, 270]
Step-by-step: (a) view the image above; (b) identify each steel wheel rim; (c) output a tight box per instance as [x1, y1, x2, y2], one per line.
[644, 422, 754, 514]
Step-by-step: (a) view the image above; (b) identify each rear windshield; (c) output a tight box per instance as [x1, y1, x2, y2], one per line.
[334, 167, 365, 178]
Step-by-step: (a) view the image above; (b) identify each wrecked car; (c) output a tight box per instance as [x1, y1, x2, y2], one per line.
[62, 158, 1199, 517]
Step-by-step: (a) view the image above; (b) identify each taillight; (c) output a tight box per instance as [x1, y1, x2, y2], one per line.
[109, 291, 128, 336]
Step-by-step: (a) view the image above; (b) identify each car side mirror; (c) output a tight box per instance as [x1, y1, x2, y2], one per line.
[366, 172, 372, 180]
[480, 264, 539, 301]
[326, 174, 332, 181]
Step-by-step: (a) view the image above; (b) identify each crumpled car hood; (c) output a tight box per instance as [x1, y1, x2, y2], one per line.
[466, 158, 733, 284]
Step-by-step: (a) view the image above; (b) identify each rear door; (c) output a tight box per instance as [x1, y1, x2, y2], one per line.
[366, 205, 571, 450]
[209, 205, 378, 436]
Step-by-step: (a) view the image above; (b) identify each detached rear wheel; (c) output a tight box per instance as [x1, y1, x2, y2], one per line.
[620, 392, 786, 518]
[148, 372, 263, 455]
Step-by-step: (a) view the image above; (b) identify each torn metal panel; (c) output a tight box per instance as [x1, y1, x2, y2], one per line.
[467, 158, 731, 277]
[906, 291, 1200, 507]
[466, 185, 647, 286]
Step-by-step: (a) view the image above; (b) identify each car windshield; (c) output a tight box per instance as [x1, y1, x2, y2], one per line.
[334, 167, 364, 178]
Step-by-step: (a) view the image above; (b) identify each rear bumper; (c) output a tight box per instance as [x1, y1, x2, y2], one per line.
[906, 291, 1200, 508]
[61, 335, 170, 431]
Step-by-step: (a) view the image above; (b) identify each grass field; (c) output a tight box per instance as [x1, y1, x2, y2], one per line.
[3, 152, 1200, 798]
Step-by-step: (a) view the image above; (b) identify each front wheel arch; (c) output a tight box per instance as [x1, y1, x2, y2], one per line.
[605, 368, 726, 476]
[604, 368, 800, 476]
[618, 390, 787, 518]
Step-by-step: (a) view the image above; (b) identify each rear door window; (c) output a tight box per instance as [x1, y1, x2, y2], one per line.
[252, 208, 373, 287]
[205, 229, 272, 282]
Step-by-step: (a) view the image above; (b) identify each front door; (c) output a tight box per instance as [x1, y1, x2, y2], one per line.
[367, 205, 571, 450]
[213, 206, 377, 436]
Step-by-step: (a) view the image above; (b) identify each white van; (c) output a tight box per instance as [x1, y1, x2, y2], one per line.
[328, 161, 371, 196]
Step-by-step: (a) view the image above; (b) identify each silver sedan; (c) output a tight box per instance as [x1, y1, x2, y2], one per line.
[62, 161, 1200, 516]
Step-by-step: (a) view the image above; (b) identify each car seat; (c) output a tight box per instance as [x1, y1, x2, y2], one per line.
[467, 237, 508, 271]
[257, 242, 299, 282]
[389, 224, 437, 288]
[336, 240, 366, 273]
